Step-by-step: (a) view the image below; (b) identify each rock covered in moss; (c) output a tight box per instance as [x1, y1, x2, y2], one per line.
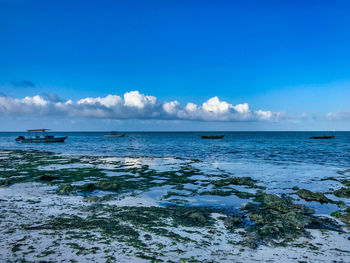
[85, 194, 115, 202]
[296, 189, 333, 204]
[37, 174, 60, 182]
[188, 211, 208, 224]
[57, 184, 76, 195]
[340, 179, 350, 187]
[341, 213, 350, 226]
[223, 215, 243, 230]
[242, 192, 318, 247]
[200, 189, 254, 199]
[144, 234, 152, 241]
[334, 187, 350, 198]
[212, 177, 263, 189]
[331, 208, 350, 226]
[168, 207, 213, 227]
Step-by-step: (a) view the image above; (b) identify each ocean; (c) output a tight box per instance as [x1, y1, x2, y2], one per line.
[1, 131, 349, 213]
[1, 131, 349, 167]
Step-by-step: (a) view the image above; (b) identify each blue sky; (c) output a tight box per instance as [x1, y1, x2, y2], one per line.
[1, 0, 350, 131]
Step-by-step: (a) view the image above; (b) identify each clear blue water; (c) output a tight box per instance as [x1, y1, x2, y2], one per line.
[1, 131, 349, 167]
[1, 131, 350, 214]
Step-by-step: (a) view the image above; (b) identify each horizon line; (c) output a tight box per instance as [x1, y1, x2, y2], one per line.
[0, 130, 344, 133]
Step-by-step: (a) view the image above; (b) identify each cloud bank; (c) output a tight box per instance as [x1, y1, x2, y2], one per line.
[0, 91, 282, 122]
[326, 111, 350, 121]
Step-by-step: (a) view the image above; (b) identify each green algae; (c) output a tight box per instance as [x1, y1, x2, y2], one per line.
[331, 210, 343, 218]
[0, 150, 101, 187]
[67, 243, 100, 256]
[321, 176, 350, 199]
[0, 150, 263, 208]
[2, 148, 349, 260]
[105, 206, 214, 228]
[200, 189, 233, 196]
[241, 192, 339, 248]
[296, 189, 333, 204]
[0, 150, 203, 198]
[200, 189, 255, 199]
[85, 194, 116, 202]
[0, 149, 72, 173]
[23, 205, 215, 236]
[21, 205, 216, 260]
[212, 176, 263, 189]
[334, 187, 350, 198]
[331, 208, 350, 226]
[340, 213, 350, 226]
[162, 191, 193, 199]
[340, 180, 350, 187]
[57, 184, 77, 195]
[24, 215, 140, 242]
[223, 215, 244, 230]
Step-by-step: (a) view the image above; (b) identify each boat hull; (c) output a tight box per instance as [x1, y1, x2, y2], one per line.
[104, 134, 125, 137]
[18, 137, 67, 143]
[201, 135, 225, 139]
[309, 136, 334, 139]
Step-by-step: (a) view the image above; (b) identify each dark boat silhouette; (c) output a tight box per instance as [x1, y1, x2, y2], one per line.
[15, 129, 67, 143]
[104, 131, 125, 137]
[309, 135, 335, 139]
[201, 135, 225, 139]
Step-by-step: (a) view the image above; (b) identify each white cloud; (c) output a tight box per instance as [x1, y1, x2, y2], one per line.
[0, 91, 283, 122]
[254, 110, 272, 121]
[326, 111, 350, 121]
[0, 95, 49, 115]
[233, 103, 249, 114]
[202, 96, 230, 114]
[78, 95, 122, 107]
[124, 91, 156, 109]
[185, 102, 198, 112]
[163, 101, 180, 115]
[23, 95, 48, 106]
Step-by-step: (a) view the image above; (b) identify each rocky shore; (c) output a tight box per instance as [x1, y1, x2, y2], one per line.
[1, 149, 349, 262]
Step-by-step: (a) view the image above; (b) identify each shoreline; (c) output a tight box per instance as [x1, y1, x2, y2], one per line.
[1, 149, 350, 262]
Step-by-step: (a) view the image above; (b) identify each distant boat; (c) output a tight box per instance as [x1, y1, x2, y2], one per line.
[309, 135, 335, 139]
[104, 131, 125, 137]
[201, 135, 225, 139]
[15, 129, 67, 143]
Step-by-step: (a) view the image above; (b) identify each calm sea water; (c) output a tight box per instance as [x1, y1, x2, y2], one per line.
[0, 131, 349, 167]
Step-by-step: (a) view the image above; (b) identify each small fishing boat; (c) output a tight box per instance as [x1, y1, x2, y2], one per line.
[104, 131, 125, 137]
[309, 135, 335, 139]
[201, 135, 225, 139]
[15, 129, 67, 143]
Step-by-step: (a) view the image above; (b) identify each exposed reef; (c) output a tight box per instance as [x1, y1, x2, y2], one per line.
[1, 149, 350, 262]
